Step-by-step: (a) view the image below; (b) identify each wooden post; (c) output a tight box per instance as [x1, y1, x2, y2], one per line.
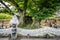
[11, 24, 17, 40]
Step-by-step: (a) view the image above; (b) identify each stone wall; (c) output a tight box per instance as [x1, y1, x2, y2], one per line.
[41, 19, 60, 27]
[0, 19, 10, 28]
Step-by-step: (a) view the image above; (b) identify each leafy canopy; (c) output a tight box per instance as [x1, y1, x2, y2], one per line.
[1, 0, 60, 20]
[26, 0, 60, 20]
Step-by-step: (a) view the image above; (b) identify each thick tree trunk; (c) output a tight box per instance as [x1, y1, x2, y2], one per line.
[31, 19, 41, 28]
[18, 11, 25, 27]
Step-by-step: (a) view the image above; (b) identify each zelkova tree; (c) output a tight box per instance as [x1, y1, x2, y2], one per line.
[0, 0, 60, 28]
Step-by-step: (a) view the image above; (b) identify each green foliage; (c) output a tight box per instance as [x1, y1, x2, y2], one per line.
[0, 13, 12, 19]
[0, 8, 9, 13]
[26, 0, 60, 20]
[1, 0, 60, 21]
[15, 0, 24, 9]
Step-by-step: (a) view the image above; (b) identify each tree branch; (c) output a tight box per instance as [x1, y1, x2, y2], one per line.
[0, 0, 14, 15]
[9, 0, 23, 12]
[24, 0, 28, 10]
[24, 0, 28, 15]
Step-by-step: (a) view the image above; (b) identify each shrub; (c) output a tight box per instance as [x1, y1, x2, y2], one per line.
[0, 13, 12, 19]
